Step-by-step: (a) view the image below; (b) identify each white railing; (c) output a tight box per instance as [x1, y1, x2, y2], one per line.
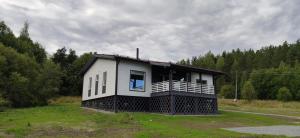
[152, 80, 215, 95]
[151, 81, 170, 93]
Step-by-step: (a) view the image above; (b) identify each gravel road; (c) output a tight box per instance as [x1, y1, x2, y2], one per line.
[224, 125, 300, 137]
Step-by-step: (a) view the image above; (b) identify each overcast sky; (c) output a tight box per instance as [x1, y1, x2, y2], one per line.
[0, 0, 299, 61]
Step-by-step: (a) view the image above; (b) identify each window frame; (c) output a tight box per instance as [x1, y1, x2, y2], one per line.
[88, 77, 92, 97]
[129, 70, 146, 92]
[95, 74, 99, 95]
[102, 71, 107, 94]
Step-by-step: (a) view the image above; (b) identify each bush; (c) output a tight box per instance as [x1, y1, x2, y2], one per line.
[241, 81, 256, 101]
[220, 85, 235, 99]
[277, 87, 292, 102]
[8, 72, 32, 107]
[0, 94, 8, 112]
[0, 44, 62, 107]
[295, 90, 300, 101]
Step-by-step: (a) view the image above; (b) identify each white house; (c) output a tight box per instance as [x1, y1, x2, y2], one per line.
[80, 50, 223, 114]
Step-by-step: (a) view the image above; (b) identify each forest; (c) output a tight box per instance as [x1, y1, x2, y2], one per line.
[178, 39, 300, 101]
[1, 20, 300, 110]
[0, 21, 92, 109]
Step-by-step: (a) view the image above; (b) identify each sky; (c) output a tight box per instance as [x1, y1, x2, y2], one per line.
[0, 0, 299, 62]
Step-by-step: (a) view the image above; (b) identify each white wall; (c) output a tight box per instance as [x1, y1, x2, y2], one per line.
[82, 59, 116, 101]
[191, 72, 200, 83]
[191, 72, 213, 85]
[117, 60, 152, 97]
[202, 74, 214, 85]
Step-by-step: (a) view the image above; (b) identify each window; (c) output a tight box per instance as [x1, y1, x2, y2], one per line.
[102, 71, 107, 94]
[130, 70, 145, 92]
[201, 80, 207, 85]
[88, 77, 92, 97]
[95, 74, 99, 95]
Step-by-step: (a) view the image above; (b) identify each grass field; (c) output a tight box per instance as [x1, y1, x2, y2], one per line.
[0, 97, 299, 138]
[219, 98, 300, 117]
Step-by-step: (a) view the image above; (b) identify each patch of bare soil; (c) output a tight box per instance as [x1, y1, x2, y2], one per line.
[100, 126, 142, 138]
[27, 123, 142, 138]
[80, 108, 97, 115]
[27, 126, 97, 138]
[269, 115, 300, 123]
[0, 130, 14, 138]
[181, 121, 245, 130]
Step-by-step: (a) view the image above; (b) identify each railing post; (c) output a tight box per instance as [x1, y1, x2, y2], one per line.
[200, 84, 202, 94]
[169, 70, 173, 92]
[213, 75, 216, 95]
[186, 81, 188, 92]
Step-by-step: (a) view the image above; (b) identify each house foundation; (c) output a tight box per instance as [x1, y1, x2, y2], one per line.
[82, 91, 218, 115]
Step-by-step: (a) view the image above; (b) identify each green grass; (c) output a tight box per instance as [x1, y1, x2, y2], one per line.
[0, 97, 298, 138]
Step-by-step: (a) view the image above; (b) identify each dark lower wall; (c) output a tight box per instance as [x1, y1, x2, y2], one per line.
[117, 96, 149, 112]
[82, 96, 115, 111]
[173, 95, 218, 114]
[149, 95, 171, 113]
[82, 95, 149, 112]
[82, 93, 218, 114]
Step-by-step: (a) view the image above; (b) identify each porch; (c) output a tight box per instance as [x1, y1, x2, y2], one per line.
[149, 64, 220, 114]
[151, 63, 219, 95]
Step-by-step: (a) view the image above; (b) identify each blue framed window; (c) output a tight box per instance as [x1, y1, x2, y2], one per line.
[129, 70, 145, 92]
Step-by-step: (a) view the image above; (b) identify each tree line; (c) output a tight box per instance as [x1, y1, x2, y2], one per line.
[0, 21, 92, 109]
[178, 40, 300, 101]
[1, 20, 299, 110]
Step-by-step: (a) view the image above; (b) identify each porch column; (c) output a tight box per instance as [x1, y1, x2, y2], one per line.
[199, 73, 203, 93]
[213, 75, 218, 113]
[114, 59, 119, 113]
[212, 75, 216, 95]
[169, 69, 175, 115]
[186, 72, 189, 92]
[169, 69, 173, 91]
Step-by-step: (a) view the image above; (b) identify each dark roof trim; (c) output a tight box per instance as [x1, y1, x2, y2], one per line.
[79, 54, 225, 76]
[169, 63, 224, 75]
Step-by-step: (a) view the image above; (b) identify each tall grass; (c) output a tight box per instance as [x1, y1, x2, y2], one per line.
[219, 98, 300, 117]
[49, 96, 81, 104]
[219, 99, 300, 109]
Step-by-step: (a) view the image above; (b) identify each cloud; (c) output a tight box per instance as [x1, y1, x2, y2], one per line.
[0, 0, 299, 61]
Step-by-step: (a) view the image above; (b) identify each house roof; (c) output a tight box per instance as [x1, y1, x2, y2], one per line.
[79, 54, 225, 76]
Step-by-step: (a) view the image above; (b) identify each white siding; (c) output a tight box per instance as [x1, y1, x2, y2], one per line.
[82, 59, 116, 101]
[117, 60, 152, 97]
[202, 74, 214, 85]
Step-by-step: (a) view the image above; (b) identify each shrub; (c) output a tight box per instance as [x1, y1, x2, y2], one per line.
[220, 85, 235, 99]
[277, 87, 292, 102]
[241, 81, 256, 101]
[0, 94, 8, 112]
[0, 44, 62, 107]
[295, 90, 300, 101]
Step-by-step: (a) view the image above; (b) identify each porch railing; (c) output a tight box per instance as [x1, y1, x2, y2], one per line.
[152, 80, 215, 95]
